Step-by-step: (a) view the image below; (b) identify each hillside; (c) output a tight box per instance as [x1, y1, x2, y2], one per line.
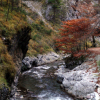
[1, 0, 100, 99]
[0, 0, 60, 93]
[0, 1, 29, 89]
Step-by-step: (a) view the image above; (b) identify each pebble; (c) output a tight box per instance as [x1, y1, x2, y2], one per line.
[20, 95, 23, 99]
[87, 92, 99, 100]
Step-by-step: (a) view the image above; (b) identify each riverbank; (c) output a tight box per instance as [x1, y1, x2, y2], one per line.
[55, 48, 100, 100]
[10, 54, 73, 100]
[10, 48, 100, 100]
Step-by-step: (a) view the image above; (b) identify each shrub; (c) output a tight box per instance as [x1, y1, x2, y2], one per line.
[48, 0, 55, 3]
[40, 20, 44, 25]
[64, 55, 86, 70]
[20, 9, 27, 16]
[44, 45, 50, 51]
[32, 23, 40, 30]
[32, 34, 41, 41]
[97, 60, 100, 70]
[44, 29, 52, 35]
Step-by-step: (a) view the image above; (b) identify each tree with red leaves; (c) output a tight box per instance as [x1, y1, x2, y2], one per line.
[56, 18, 92, 55]
[56, 1, 100, 56]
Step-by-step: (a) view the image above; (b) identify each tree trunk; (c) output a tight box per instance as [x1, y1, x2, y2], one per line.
[11, 0, 14, 11]
[6, 0, 8, 5]
[77, 46, 79, 52]
[78, 43, 81, 51]
[92, 35, 96, 47]
[15, 0, 19, 8]
[53, 8, 56, 21]
[1, 0, 2, 6]
[83, 40, 86, 51]
[85, 39, 88, 50]
[21, 0, 22, 8]
[85, 41, 88, 50]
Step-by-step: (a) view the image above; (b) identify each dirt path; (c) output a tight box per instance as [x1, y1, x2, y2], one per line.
[86, 47, 100, 97]
[87, 47, 100, 54]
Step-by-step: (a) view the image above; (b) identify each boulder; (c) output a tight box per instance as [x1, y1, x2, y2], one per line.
[86, 92, 100, 100]
[21, 57, 37, 72]
[21, 52, 60, 72]
[56, 76, 64, 84]
[55, 63, 99, 99]
[37, 52, 60, 65]
[0, 84, 10, 100]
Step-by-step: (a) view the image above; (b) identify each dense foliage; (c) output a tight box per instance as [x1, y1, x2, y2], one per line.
[56, 18, 92, 54]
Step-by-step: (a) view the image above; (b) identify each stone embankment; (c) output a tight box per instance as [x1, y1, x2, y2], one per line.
[55, 48, 100, 100]
[16, 48, 100, 100]
[21, 52, 60, 72]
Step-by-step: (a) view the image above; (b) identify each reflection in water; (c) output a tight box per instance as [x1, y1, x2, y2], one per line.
[18, 61, 73, 100]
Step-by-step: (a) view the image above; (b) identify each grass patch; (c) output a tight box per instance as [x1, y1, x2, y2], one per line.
[26, 18, 55, 56]
[32, 22, 52, 35]
[32, 34, 42, 41]
[97, 60, 100, 66]
[0, 6, 28, 38]
[0, 39, 16, 88]
[97, 59, 100, 71]
[0, 77, 8, 89]
[21, 0, 58, 56]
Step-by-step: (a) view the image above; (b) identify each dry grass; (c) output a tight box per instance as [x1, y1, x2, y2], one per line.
[27, 20, 55, 56]
[0, 39, 16, 88]
[0, 6, 28, 38]
[0, 2, 28, 88]
[23, 3, 57, 56]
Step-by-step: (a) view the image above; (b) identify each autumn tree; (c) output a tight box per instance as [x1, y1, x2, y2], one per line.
[56, 0, 100, 56]
[56, 18, 92, 55]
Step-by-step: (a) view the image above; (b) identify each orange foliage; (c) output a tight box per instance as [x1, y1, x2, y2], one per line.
[56, 18, 92, 54]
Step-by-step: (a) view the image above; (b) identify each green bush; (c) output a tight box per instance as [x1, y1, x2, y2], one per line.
[40, 20, 44, 25]
[97, 59, 100, 71]
[20, 9, 27, 16]
[32, 22, 52, 35]
[14, 7, 27, 16]
[44, 29, 52, 35]
[32, 23, 41, 30]
[44, 45, 50, 50]
[48, 0, 55, 3]
[97, 60, 100, 68]
[32, 34, 41, 41]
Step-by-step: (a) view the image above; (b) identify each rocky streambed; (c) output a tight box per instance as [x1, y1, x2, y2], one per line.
[10, 52, 73, 100]
[10, 52, 100, 100]
[55, 54, 100, 100]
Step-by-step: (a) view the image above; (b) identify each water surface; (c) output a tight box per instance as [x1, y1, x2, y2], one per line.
[17, 61, 73, 100]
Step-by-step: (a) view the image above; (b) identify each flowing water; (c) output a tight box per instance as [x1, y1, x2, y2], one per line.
[17, 61, 73, 100]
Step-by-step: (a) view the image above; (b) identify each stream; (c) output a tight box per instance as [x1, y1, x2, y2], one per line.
[16, 60, 73, 100]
